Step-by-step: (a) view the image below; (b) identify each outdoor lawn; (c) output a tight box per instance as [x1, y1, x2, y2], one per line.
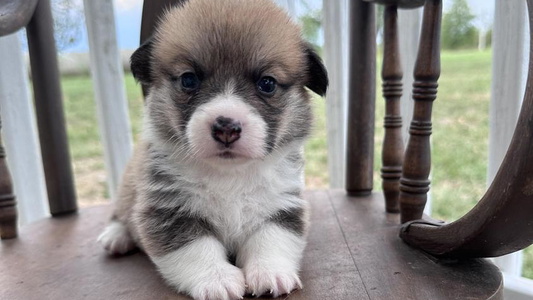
[60, 49, 532, 279]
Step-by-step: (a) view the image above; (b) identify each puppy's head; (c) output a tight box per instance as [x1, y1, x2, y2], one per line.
[132, 0, 328, 165]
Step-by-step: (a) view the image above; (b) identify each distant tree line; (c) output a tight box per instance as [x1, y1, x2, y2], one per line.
[441, 0, 491, 50]
[360, 0, 492, 51]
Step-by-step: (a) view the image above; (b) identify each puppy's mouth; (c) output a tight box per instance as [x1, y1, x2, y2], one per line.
[217, 151, 237, 159]
[209, 149, 258, 163]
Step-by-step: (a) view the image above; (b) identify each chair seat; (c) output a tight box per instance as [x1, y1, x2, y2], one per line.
[0, 190, 503, 300]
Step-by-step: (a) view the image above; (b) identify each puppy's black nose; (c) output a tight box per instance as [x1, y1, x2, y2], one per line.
[211, 116, 242, 147]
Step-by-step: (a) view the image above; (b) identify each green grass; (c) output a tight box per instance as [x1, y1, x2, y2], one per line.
[304, 98, 329, 187]
[61, 74, 144, 203]
[432, 50, 492, 220]
[62, 74, 144, 160]
[59, 49, 532, 279]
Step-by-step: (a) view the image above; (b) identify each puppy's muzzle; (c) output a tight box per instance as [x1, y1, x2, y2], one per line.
[211, 116, 242, 148]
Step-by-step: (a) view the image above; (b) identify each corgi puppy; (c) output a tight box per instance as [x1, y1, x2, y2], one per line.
[98, 0, 328, 299]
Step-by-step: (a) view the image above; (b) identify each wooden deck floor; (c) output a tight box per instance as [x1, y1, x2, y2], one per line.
[0, 190, 502, 300]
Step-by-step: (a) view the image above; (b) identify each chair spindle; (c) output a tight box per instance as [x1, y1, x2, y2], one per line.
[399, 0, 442, 223]
[346, 0, 376, 196]
[381, 5, 403, 213]
[0, 117, 17, 239]
[26, 0, 77, 216]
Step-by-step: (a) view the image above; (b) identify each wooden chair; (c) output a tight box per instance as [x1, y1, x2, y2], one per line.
[1, 0, 532, 299]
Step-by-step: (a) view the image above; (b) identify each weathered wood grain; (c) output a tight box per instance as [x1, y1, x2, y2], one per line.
[0, 191, 503, 299]
[328, 190, 503, 300]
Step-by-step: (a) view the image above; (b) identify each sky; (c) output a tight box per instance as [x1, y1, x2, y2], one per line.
[63, 0, 495, 53]
[112, 0, 143, 50]
[64, 0, 143, 52]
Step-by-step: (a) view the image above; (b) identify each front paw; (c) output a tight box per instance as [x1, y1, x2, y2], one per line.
[153, 236, 246, 300]
[98, 221, 136, 255]
[244, 264, 302, 298]
[189, 263, 246, 300]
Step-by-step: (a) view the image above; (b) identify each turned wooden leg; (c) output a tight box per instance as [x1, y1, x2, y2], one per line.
[399, 0, 442, 223]
[381, 5, 404, 213]
[0, 117, 17, 239]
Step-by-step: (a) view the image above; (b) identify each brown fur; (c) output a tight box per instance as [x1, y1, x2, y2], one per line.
[152, 0, 306, 89]
[139, 0, 320, 159]
[112, 143, 146, 244]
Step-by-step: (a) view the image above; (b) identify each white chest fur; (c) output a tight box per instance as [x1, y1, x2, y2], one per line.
[143, 142, 306, 252]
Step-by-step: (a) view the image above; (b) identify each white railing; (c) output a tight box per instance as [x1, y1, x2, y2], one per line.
[0, 33, 49, 225]
[489, 2, 533, 298]
[0, 0, 531, 298]
[489, 0, 528, 279]
[82, 0, 133, 202]
[322, 0, 348, 188]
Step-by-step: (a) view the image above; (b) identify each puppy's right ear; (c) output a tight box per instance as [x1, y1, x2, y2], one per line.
[130, 38, 154, 85]
[304, 44, 329, 97]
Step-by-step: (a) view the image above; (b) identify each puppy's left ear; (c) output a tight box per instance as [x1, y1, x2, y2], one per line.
[304, 44, 329, 96]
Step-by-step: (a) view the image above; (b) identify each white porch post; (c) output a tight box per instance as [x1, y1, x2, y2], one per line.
[503, 274, 533, 300]
[0, 33, 49, 225]
[83, 0, 133, 202]
[489, 0, 529, 278]
[323, 0, 348, 188]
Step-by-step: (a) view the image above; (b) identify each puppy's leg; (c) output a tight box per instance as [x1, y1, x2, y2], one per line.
[237, 224, 306, 297]
[98, 220, 137, 255]
[153, 236, 245, 300]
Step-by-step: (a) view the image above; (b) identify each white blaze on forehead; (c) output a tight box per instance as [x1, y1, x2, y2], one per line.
[186, 91, 268, 160]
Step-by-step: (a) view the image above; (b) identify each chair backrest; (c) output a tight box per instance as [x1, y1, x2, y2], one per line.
[1, 0, 532, 261]
[354, 0, 533, 258]
[0, 0, 39, 36]
[400, 0, 533, 257]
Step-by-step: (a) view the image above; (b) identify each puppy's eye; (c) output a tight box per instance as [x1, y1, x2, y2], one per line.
[181, 72, 200, 91]
[257, 76, 277, 96]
